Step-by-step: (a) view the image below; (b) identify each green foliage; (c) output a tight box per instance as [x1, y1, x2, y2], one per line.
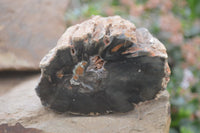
[135, 0, 148, 5]
[168, 57, 200, 133]
[180, 126, 193, 133]
[172, 0, 200, 38]
[111, 0, 120, 6]
[83, 4, 102, 17]
[150, 23, 160, 35]
[186, 0, 200, 20]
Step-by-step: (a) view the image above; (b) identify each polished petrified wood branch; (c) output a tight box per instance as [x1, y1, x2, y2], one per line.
[35, 16, 170, 115]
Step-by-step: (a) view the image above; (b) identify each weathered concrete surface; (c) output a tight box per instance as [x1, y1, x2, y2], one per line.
[0, 75, 171, 133]
[0, 0, 69, 71]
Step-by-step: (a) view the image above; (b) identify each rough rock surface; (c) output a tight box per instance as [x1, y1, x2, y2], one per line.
[0, 123, 43, 133]
[0, 0, 69, 71]
[36, 16, 171, 114]
[0, 75, 171, 133]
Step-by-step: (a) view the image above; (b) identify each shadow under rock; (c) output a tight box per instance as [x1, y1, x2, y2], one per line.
[0, 70, 40, 96]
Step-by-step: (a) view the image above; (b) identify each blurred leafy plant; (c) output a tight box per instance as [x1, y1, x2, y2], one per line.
[186, 0, 200, 20]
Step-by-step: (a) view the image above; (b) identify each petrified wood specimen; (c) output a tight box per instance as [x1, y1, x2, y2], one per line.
[36, 16, 170, 115]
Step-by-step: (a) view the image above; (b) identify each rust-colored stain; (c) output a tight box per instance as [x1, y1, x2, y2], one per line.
[68, 86, 72, 89]
[149, 52, 156, 56]
[73, 75, 78, 80]
[95, 58, 103, 64]
[165, 64, 171, 75]
[111, 43, 124, 52]
[92, 56, 104, 69]
[0, 123, 43, 133]
[56, 72, 63, 78]
[92, 56, 99, 62]
[82, 61, 87, 66]
[75, 66, 84, 76]
[122, 47, 142, 54]
[166, 66, 171, 74]
[124, 32, 132, 38]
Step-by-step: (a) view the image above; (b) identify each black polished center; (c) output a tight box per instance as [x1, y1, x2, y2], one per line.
[36, 36, 165, 115]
